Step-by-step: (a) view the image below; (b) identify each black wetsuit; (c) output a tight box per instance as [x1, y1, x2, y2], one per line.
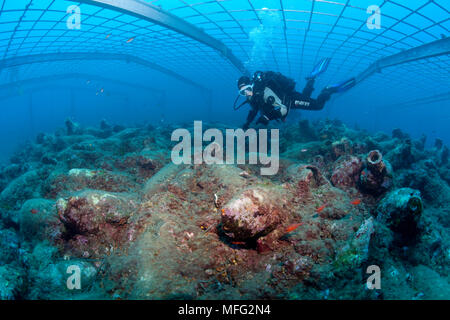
[243, 72, 332, 129]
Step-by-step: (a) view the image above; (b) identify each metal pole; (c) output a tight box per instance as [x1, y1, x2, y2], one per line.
[356, 37, 450, 84]
[74, 0, 248, 75]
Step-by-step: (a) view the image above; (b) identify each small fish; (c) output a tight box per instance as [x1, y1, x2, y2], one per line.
[231, 241, 246, 245]
[100, 88, 104, 93]
[86, 80, 91, 85]
[301, 149, 308, 153]
[30, 208, 38, 214]
[286, 223, 303, 233]
[126, 36, 135, 43]
[361, 170, 366, 176]
[105, 33, 111, 39]
[316, 204, 326, 213]
[351, 199, 361, 205]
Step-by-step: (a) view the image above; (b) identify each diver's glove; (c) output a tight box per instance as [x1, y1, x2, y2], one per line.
[256, 115, 270, 126]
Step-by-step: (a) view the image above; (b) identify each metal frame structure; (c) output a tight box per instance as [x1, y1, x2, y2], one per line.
[0, 72, 165, 101]
[0, 52, 209, 92]
[75, 0, 248, 75]
[356, 36, 450, 83]
[0, 0, 448, 109]
[378, 90, 450, 110]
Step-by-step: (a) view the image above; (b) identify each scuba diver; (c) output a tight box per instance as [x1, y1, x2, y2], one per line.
[235, 58, 356, 130]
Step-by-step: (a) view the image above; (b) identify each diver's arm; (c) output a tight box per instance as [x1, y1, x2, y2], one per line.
[243, 107, 258, 130]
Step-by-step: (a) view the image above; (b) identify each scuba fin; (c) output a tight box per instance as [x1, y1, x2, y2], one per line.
[326, 77, 356, 93]
[308, 57, 331, 80]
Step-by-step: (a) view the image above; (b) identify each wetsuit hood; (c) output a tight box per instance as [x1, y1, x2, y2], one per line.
[237, 76, 251, 89]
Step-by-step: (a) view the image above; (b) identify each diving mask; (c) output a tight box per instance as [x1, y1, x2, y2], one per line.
[239, 84, 253, 97]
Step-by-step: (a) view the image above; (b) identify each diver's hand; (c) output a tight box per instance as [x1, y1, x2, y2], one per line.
[256, 115, 269, 126]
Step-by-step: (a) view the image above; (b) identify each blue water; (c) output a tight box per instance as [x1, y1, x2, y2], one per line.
[0, 0, 449, 301]
[0, 0, 448, 163]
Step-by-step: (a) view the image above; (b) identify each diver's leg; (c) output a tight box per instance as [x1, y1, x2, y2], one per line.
[302, 98, 326, 111]
[316, 89, 333, 107]
[291, 78, 356, 112]
[289, 89, 330, 111]
[301, 78, 315, 99]
[290, 91, 315, 110]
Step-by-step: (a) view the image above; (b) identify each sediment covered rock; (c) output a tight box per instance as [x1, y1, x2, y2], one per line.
[331, 155, 363, 190]
[376, 188, 423, 239]
[56, 190, 139, 258]
[221, 187, 287, 241]
[358, 150, 393, 195]
[0, 118, 448, 300]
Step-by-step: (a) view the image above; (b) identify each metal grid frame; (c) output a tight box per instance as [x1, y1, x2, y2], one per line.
[0, 0, 241, 86]
[159, 0, 449, 79]
[0, 0, 448, 104]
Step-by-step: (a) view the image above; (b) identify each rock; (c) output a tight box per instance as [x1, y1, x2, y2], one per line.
[57, 190, 138, 258]
[0, 170, 43, 211]
[439, 146, 448, 166]
[221, 187, 287, 241]
[413, 135, 426, 151]
[24, 242, 101, 299]
[385, 139, 413, 170]
[335, 217, 375, 270]
[358, 150, 393, 195]
[0, 228, 20, 264]
[41, 156, 57, 166]
[376, 188, 423, 241]
[44, 168, 137, 198]
[1, 117, 448, 300]
[331, 155, 363, 190]
[434, 138, 443, 150]
[1, 164, 24, 181]
[100, 119, 111, 131]
[286, 164, 329, 197]
[392, 128, 409, 140]
[0, 265, 25, 300]
[298, 120, 317, 141]
[19, 199, 62, 242]
[281, 253, 314, 279]
[65, 119, 82, 136]
[36, 132, 46, 144]
[331, 137, 353, 159]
